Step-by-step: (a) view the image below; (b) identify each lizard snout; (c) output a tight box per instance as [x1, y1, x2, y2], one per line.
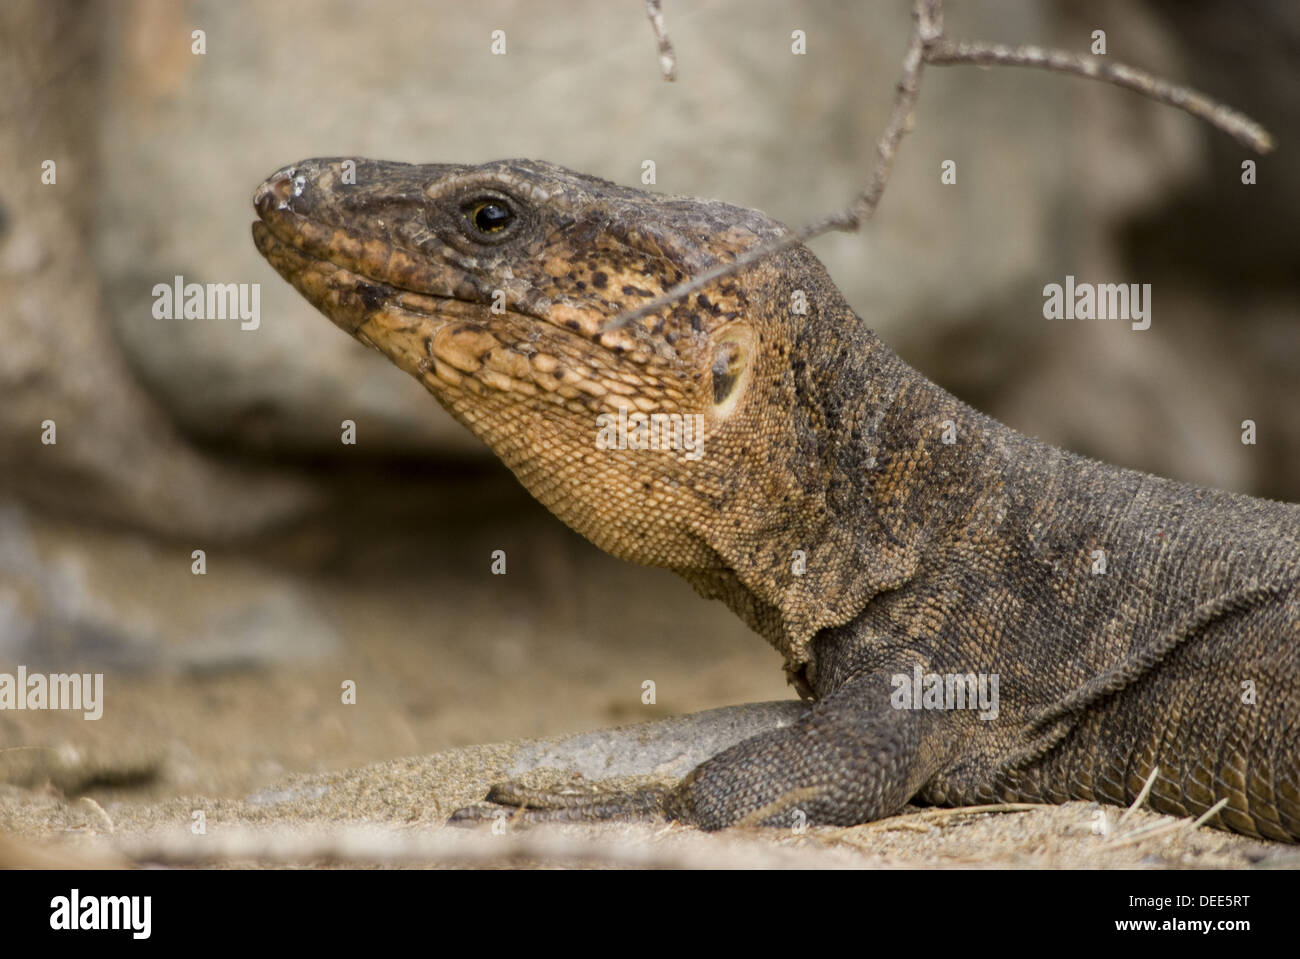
[253, 165, 301, 217]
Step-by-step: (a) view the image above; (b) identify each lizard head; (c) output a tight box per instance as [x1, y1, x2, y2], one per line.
[252, 158, 791, 562]
[254, 157, 913, 679]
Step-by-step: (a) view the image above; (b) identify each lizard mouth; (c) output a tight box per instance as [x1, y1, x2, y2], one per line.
[251, 171, 480, 338]
[251, 220, 477, 336]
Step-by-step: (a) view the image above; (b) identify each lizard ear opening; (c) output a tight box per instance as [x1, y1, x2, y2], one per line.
[710, 326, 753, 419]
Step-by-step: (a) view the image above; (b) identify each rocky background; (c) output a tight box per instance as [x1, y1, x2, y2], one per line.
[0, 0, 1296, 846]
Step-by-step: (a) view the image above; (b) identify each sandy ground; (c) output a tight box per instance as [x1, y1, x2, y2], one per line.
[4, 708, 1298, 869]
[2, 474, 1298, 870]
[3, 659, 1297, 868]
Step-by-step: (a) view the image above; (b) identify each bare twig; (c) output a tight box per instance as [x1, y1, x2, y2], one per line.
[604, 0, 939, 333]
[598, 224, 831, 335]
[927, 39, 1274, 154]
[607, 0, 1275, 334]
[644, 0, 676, 82]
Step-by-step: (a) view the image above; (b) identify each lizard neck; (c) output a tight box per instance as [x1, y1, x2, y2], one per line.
[681, 273, 1000, 692]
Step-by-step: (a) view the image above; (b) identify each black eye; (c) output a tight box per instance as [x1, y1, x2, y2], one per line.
[469, 200, 515, 235]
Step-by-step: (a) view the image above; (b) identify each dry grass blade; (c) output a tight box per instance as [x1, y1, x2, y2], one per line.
[1187, 797, 1230, 831]
[78, 796, 116, 834]
[1107, 797, 1230, 848]
[846, 802, 1043, 835]
[1119, 765, 1161, 825]
[1106, 815, 1182, 848]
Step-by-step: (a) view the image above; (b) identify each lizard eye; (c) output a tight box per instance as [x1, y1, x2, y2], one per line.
[468, 200, 515, 235]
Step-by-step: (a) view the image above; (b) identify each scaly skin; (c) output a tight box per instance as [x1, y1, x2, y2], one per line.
[253, 158, 1300, 840]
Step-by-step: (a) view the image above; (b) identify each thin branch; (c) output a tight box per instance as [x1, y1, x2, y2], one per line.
[610, 0, 1276, 334]
[851, 0, 943, 226]
[604, 0, 938, 333]
[644, 0, 676, 82]
[599, 223, 837, 334]
[927, 39, 1274, 154]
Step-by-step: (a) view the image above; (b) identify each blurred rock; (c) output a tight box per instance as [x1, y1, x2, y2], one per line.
[5, 0, 1293, 516]
[0, 0, 318, 540]
[0, 501, 339, 672]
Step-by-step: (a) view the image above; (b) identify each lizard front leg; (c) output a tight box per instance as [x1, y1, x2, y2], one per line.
[450, 671, 956, 830]
[665, 672, 954, 829]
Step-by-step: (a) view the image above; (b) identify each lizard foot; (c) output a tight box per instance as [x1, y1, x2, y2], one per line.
[448, 780, 670, 826]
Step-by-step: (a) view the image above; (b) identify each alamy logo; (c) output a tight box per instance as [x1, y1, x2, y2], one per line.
[152, 274, 260, 331]
[1042, 275, 1151, 331]
[890, 665, 999, 720]
[0, 666, 103, 720]
[595, 406, 704, 461]
[50, 889, 151, 939]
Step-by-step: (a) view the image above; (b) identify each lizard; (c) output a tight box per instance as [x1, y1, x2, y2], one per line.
[252, 156, 1300, 841]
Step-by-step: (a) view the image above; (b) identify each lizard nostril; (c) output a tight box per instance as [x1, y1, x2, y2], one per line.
[253, 167, 296, 216]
